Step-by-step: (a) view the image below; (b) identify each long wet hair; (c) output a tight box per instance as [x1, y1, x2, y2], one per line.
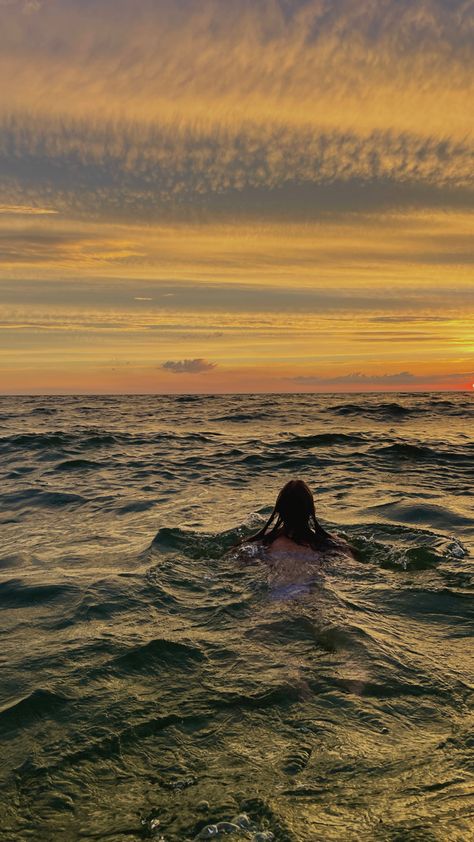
[246, 479, 335, 551]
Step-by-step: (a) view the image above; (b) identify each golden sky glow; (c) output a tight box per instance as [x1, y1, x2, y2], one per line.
[0, 0, 473, 392]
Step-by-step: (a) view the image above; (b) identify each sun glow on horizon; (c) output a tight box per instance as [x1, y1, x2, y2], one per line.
[0, 0, 472, 393]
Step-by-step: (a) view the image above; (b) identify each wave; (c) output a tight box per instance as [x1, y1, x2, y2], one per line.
[54, 458, 102, 472]
[0, 578, 78, 607]
[215, 412, 258, 422]
[330, 401, 412, 418]
[214, 411, 277, 422]
[378, 544, 444, 571]
[374, 442, 436, 459]
[116, 499, 157, 515]
[365, 500, 474, 529]
[280, 432, 367, 449]
[108, 638, 206, 673]
[212, 682, 302, 711]
[0, 552, 39, 571]
[239, 452, 335, 470]
[1, 431, 75, 451]
[331, 398, 470, 419]
[0, 689, 69, 733]
[30, 407, 58, 415]
[424, 399, 458, 408]
[0, 428, 217, 453]
[374, 442, 473, 462]
[150, 525, 243, 559]
[0, 430, 118, 452]
[246, 616, 318, 645]
[1, 488, 87, 510]
[150, 522, 470, 575]
[421, 398, 470, 413]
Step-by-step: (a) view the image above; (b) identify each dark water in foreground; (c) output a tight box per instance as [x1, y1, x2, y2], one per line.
[0, 393, 473, 842]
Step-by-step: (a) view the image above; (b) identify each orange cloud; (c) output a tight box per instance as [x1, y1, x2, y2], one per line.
[1, 0, 472, 139]
[0, 0, 472, 392]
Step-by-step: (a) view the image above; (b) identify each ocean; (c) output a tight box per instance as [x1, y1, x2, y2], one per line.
[0, 393, 472, 842]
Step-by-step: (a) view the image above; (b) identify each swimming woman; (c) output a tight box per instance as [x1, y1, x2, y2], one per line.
[242, 479, 352, 571]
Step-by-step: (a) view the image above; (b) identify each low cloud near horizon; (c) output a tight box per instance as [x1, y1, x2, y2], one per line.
[161, 358, 217, 374]
[292, 370, 474, 387]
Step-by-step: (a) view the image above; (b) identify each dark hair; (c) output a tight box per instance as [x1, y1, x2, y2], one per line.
[246, 479, 334, 551]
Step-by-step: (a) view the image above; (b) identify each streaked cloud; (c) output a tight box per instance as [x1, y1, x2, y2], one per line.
[0, 213, 472, 292]
[1, 0, 472, 139]
[2, 276, 472, 313]
[0, 225, 142, 265]
[0, 204, 58, 215]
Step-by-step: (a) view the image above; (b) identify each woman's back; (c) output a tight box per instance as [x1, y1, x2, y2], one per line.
[265, 533, 322, 560]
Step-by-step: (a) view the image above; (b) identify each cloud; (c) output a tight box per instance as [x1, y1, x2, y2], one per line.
[0, 1, 472, 226]
[2, 276, 471, 314]
[0, 0, 472, 392]
[294, 371, 417, 385]
[0, 204, 58, 215]
[292, 370, 474, 387]
[0, 115, 472, 225]
[0, 0, 471, 140]
[1, 276, 472, 316]
[338, 372, 417, 385]
[161, 358, 217, 374]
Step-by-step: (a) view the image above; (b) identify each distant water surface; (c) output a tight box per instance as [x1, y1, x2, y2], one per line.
[0, 393, 473, 841]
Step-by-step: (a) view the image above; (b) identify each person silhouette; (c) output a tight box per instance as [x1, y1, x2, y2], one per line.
[244, 479, 352, 560]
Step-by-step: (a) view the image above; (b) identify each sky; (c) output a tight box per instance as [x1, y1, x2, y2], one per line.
[0, 0, 473, 393]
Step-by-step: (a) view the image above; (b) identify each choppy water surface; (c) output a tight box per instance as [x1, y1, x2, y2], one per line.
[0, 393, 473, 842]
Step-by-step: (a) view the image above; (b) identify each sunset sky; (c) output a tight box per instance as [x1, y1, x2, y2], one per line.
[0, 0, 473, 393]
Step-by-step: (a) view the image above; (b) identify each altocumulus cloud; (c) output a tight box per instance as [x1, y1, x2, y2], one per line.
[1, 117, 471, 222]
[161, 358, 217, 374]
[1, 0, 473, 223]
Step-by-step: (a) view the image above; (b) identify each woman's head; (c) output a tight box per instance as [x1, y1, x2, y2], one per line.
[273, 479, 316, 534]
[247, 478, 332, 550]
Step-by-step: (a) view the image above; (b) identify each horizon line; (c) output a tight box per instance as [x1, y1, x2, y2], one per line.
[0, 389, 471, 398]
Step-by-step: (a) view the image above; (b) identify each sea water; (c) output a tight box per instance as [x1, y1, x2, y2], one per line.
[0, 393, 472, 841]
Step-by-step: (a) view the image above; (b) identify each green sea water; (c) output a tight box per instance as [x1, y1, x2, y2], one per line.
[0, 393, 472, 841]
